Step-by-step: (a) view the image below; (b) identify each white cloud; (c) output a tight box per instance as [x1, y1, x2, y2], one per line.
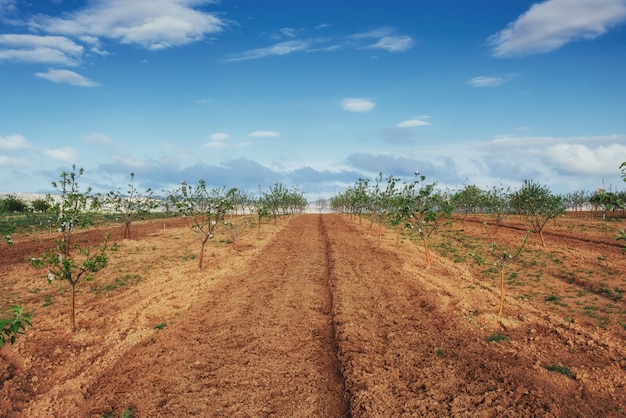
[28, 0, 225, 51]
[280, 28, 297, 37]
[397, 117, 430, 128]
[43, 147, 77, 162]
[367, 35, 413, 52]
[0, 134, 31, 150]
[467, 76, 507, 87]
[226, 40, 313, 61]
[0, 34, 83, 65]
[546, 142, 626, 175]
[341, 98, 375, 112]
[35, 69, 100, 86]
[489, 0, 626, 57]
[352, 28, 414, 52]
[210, 132, 230, 141]
[248, 131, 280, 137]
[229, 27, 413, 61]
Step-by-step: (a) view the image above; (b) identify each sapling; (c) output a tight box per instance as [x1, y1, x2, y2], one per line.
[30, 165, 109, 331]
[511, 180, 564, 247]
[168, 180, 232, 269]
[220, 217, 252, 250]
[399, 172, 452, 267]
[484, 223, 528, 317]
[107, 172, 156, 239]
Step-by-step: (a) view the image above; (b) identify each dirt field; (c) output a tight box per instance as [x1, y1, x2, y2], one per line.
[1, 212, 625, 417]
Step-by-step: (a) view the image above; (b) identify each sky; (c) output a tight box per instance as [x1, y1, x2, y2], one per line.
[1, 0, 626, 201]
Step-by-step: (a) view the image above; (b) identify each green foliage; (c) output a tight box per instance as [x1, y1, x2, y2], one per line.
[621, 162, 626, 183]
[485, 331, 509, 342]
[3, 222, 16, 245]
[618, 229, 626, 253]
[451, 184, 484, 219]
[545, 364, 573, 378]
[154, 322, 167, 330]
[31, 198, 51, 213]
[0, 194, 29, 213]
[168, 180, 233, 269]
[0, 306, 32, 347]
[510, 180, 565, 246]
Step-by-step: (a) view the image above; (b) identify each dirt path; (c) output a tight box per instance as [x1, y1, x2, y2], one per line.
[69, 215, 348, 417]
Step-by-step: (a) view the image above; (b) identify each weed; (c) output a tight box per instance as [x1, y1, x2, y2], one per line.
[486, 332, 509, 342]
[436, 349, 445, 357]
[42, 294, 54, 307]
[544, 295, 568, 307]
[545, 364, 574, 378]
[154, 322, 167, 330]
[598, 287, 623, 301]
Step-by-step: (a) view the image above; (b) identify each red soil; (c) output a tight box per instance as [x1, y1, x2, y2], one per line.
[1, 213, 625, 417]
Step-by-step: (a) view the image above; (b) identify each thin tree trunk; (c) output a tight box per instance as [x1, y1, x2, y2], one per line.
[70, 282, 76, 332]
[498, 268, 505, 318]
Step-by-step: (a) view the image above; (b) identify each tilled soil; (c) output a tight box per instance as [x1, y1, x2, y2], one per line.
[1, 214, 625, 417]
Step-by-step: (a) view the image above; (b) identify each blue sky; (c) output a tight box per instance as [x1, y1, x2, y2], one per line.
[1, 0, 626, 200]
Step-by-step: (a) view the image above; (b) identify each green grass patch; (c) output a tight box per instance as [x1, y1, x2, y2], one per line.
[545, 364, 574, 378]
[486, 332, 509, 342]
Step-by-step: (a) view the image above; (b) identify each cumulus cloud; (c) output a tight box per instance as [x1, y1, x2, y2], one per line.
[248, 131, 279, 137]
[0, 134, 31, 150]
[467, 76, 508, 87]
[397, 117, 430, 128]
[35, 69, 100, 86]
[489, 0, 626, 56]
[341, 98, 375, 112]
[210, 132, 230, 141]
[546, 142, 626, 175]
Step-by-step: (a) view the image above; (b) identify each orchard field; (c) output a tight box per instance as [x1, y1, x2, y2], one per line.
[1, 210, 625, 417]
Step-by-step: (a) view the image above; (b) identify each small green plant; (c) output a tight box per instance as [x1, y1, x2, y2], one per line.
[436, 348, 445, 357]
[486, 331, 509, 342]
[545, 364, 573, 378]
[484, 224, 529, 317]
[154, 322, 167, 330]
[0, 306, 32, 347]
[617, 230, 626, 253]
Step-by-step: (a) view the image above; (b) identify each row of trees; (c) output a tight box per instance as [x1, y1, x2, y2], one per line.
[12, 166, 307, 333]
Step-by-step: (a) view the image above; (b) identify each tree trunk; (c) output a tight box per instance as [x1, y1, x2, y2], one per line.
[421, 234, 432, 267]
[70, 282, 76, 332]
[498, 268, 505, 318]
[539, 230, 546, 247]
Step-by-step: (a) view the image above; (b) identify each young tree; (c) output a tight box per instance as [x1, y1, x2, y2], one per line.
[368, 172, 400, 241]
[484, 225, 528, 318]
[511, 180, 565, 247]
[0, 194, 28, 213]
[399, 172, 452, 267]
[169, 180, 232, 269]
[451, 184, 484, 223]
[30, 166, 109, 332]
[106, 172, 156, 239]
[31, 198, 52, 213]
[315, 197, 328, 213]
